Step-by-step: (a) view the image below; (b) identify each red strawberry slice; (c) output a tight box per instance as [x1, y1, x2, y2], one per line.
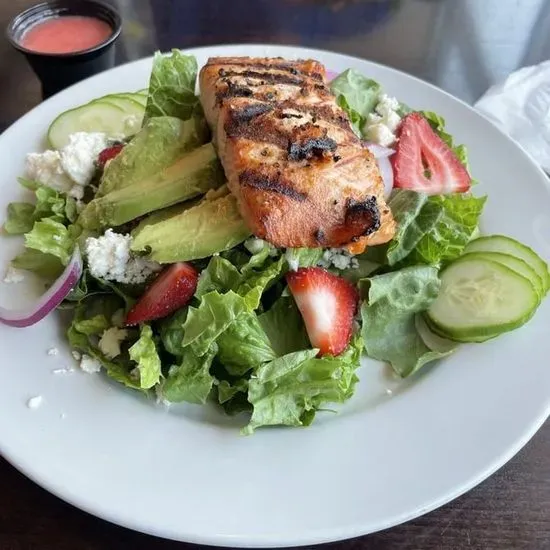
[392, 112, 471, 195]
[125, 262, 198, 326]
[97, 144, 125, 168]
[286, 267, 359, 356]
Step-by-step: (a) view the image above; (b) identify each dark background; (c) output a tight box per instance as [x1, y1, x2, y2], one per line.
[0, 0, 549, 548]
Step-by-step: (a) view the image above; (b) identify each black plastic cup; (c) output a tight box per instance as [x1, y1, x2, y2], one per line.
[6, 0, 122, 99]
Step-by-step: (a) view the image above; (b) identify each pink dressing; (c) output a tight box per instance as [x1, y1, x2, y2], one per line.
[21, 16, 112, 54]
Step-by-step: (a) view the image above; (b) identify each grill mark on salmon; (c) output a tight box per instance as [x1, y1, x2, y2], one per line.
[216, 60, 323, 81]
[217, 70, 306, 87]
[239, 169, 308, 201]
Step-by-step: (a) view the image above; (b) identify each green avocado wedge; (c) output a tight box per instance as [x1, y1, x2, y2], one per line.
[131, 186, 251, 262]
[79, 143, 224, 229]
[98, 116, 208, 196]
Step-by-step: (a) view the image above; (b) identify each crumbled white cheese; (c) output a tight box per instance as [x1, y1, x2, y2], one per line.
[284, 249, 300, 271]
[25, 150, 73, 193]
[52, 367, 74, 375]
[318, 248, 359, 271]
[85, 229, 161, 284]
[27, 395, 43, 409]
[99, 327, 128, 359]
[79, 354, 102, 374]
[26, 132, 109, 199]
[363, 94, 402, 147]
[61, 132, 109, 190]
[71, 350, 81, 361]
[47, 347, 59, 356]
[3, 266, 25, 284]
[244, 237, 279, 257]
[386, 389, 393, 396]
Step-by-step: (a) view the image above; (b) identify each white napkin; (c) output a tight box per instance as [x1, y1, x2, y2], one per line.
[475, 61, 550, 173]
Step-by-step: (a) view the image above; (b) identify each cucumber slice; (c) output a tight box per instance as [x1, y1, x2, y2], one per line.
[460, 251, 544, 300]
[136, 88, 148, 96]
[427, 256, 539, 341]
[91, 95, 145, 115]
[465, 235, 550, 294]
[114, 93, 147, 107]
[48, 98, 143, 150]
[423, 312, 499, 343]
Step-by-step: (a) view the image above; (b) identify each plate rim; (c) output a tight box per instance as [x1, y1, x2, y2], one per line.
[0, 43, 549, 548]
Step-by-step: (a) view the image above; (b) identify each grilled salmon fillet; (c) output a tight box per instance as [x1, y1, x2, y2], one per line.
[199, 56, 395, 249]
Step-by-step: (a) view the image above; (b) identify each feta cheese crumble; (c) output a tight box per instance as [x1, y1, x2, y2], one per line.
[79, 354, 102, 374]
[363, 94, 401, 147]
[47, 347, 59, 356]
[99, 326, 128, 359]
[71, 350, 82, 361]
[318, 248, 359, 271]
[85, 229, 161, 284]
[25, 132, 109, 200]
[284, 249, 300, 271]
[60, 132, 109, 197]
[52, 367, 74, 375]
[3, 266, 25, 284]
[25, 150, 73, 194]
[27, 395, 43, 409]
[244, 237, 279, 257]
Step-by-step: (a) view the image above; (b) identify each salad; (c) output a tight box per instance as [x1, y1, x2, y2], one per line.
[1, 51, 548, 434]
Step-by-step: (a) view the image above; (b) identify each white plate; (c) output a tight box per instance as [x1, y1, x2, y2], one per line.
[0, 45, 549, 548]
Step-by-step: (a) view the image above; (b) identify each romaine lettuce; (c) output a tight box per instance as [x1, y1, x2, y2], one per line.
[129, 324, 162, 389]
[144, 50, 199, 121]
[162, 344, 217, 404]
[360, 266, 456, 377]
[330, 69, 381, 135]
[243, 336, 362, 434]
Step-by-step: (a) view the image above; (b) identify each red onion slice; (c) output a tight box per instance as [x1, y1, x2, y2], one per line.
[363, 142, 395, 198]
[363, 141, 395, 159]
[376, 155, 394, 199]
[0, 247, 83, 328]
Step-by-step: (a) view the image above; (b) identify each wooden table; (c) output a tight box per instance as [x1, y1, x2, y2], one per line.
[0, 1, 549, 548]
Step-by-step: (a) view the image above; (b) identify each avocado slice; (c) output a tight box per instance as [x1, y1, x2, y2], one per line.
[79, 143, 224, 229]
[130, 186, 251, 262]
[98, 115, 208, 196]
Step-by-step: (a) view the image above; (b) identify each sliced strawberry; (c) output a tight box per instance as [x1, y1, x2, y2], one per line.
[125, 262, 198, 326]
[97, 144, 125, 168]
[392, 112, 471, 195]
[286, 267, 358, 356]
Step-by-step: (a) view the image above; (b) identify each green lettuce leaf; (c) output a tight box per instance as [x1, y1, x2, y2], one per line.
[258, 295, 309, 356]
[4, 180, 74, 235]
[128, 325, 162, 389]
[182, 290, 249, 356]
[195, 256, 242, 299]
[159, 307, 188, 356]
[237, 257, 284, 309]
[360, 266, 456, 377]
[330, 69, 381, 135]
[144, 50, 199, 120]
[409, 194, 487, 266]
[24, 219, 75, 265]
[217, 378, 249, 404]
[217, 313, 277, 376]
[11, 249, 63, 279]
[385, 190, 444, 265]
[162, 344, 217, 404]
[4, 202, 35, 234]
[284, 248, 324, 269]
[244, 337, 362, 434]
[68, 299, 142, 390]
